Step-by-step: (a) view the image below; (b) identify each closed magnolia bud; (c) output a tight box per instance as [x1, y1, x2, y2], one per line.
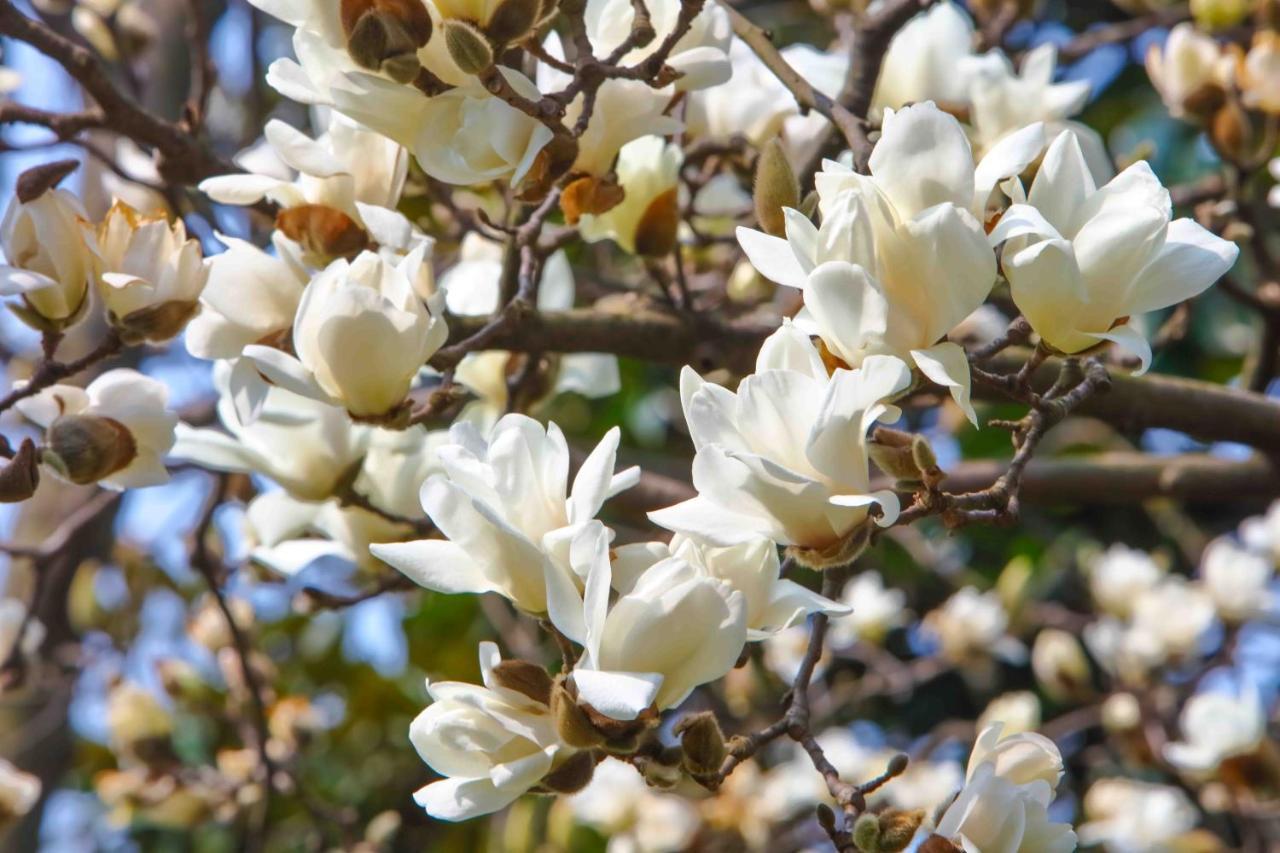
[753, 138, 800, 238]
[0, 438, 40, 503]
[1191, 0, 1251, 29]
[341, 0, 431, 81]
[15, 158, 78, 204]
[633, 188, 679, 257]
[853, 813, 881, 852]
[538, 750, 596, 794]
[490, 659, 554, 706]
[1209, 99, 1259, 164]
[275, 204, 370, 262]
[918, 835, 963, 853]
[560, 175, 625, 225]
[444, 19, 494, 75]
[1031, 628, 1092, 702]
[44, 414, 137, 486]
[550, 681, 604, 749]
[877, 809, 926, 852]
[674, 711, 727, 776]
[485, 0, 540, 44]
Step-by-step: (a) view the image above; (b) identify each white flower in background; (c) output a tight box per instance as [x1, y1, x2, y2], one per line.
[0, 758, 40, 825]
[171, 372, 366, 502]
[244, 489, 415, 576]
[923, 587, 1025, 665]
[827, 571, 907, 647]
[442, 234, 619, 428]
[878, 756, 965, 813]
[243, 247, 447, 418]
[0, 598, 43, 669]
[579, 136, 683, 257]
[0, 184, 95, 330]
[1078, 778, 1199, 852]
[1087, 543, 1164, 619]
[762, 622, 829, 683]
[91, 201, 208, 342]
[872, 2, 976, 115]
[568, 758, 701, 853]
[16, 369, 177, 490]
[410, 642, 570, 820]
[1240, 499, 1280, 561]
[330, 68, 554, 188]
[649, 322, 911, 553]
[935, 723, 1076, 853]
[738, 102, 1045, 422]
[1164, 688, 1266, 774]
[1200, 537, 1275, 623]
[545, 522, 747, 720]
[977, 692, 1042, 736]
[1031, 628, 1092, 702]
[613, 534, 848, 640]
[991, 130, 1239, 372]
[1145, 23, 1229, 119]
[584, 0, 732, 92]
[1129, 577, 1216, 661]
[758, 728, 879, 820]
[372, 415, 639, 614]
[1084, 618, 1167, 686]
[1240, 31, 1280, 114]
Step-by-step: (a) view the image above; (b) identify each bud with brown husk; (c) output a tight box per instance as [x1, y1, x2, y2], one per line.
[753, 138, 800, 238]
[537, 750, 597, 794]
[550, 679, 605, 749]
[1208, 95, 1269, 166]
[787, 517, 873, 571]
[341, 0, 432, 83]
[917, 834, 963, 853]
[0, 439, 40, 503]
[550, 676, 657, 753]
[275, 204, 370, 264]
[490, 659, 554, 706]
[560, 175, 625, 225]
[516, 134, 580, 203]
[634, 188, 679, 257]
[867, 427, 943, 489]
[113, 298, 202, 345]
[443, 19, 494, 75]
[674, 711, 727, 777]
[43, 414, 137, 486]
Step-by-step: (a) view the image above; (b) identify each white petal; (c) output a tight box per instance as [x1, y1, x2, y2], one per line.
[1087, 323, 1152, 376]
[736, 226, 808, 288]
[571, 669, 662, 721]
[911, 341, 976, 425]
[370, 540, 500, 595]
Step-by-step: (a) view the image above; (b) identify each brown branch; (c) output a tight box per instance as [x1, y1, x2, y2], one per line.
[1056, 4, 1191, 63]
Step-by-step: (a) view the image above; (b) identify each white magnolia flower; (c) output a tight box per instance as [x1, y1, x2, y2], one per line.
[171, 372, 366, 502]
[1145, 23, 1229, 119]
[827, 571, 907, 647]
[649, 322, 911, 553]
[613, 534, 848, 640]
[1087, 543, 1165, 619]
[410, 642, 570, 820]
[584, 0, 732, 92]
[0, 758, 40, 824]
[546, 522, 747, 720]
[738, 102, 1045, 421]
[1084, 618, 1168, 686]
[568, 758, 701, 853]
[922, 587, 1024, 665]
[977, 692, 1042, 737]
[1240, 31, 1280, 114]
[935, 723, 1076, 853]
[1200, 537, 1275, 623]
[1240, 499, 1280, 561]
[0, 185, 95, 329]
[872, 2, 976, 116]
[372, 415, 640, 614]
[245, 490, 416, 575]
[16, 369, 177, 490]
[1128, 577, 1216, 661]
[991, 129, 1239, 372]
[92, 201, 208, 341]
[0, 598, 44, 669]
[579, 136, 683, 256]
[1078, 778, 1199, 852]
[1031, 628, 1091, 701]
[244, 247, 447, 418]
[1164, 688, 1266, 774]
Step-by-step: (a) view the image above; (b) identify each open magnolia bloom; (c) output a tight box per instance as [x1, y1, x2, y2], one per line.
[1164, 688, 1267, 775]
[171, 370, 367, 502]
[92, 201, 209, 343]
[546, 521, 747, 721]
[648, 322, 911, 561]
[1078, 778, 1200, 852]
[612, 534, 848, 641]
[16, 369, 177, 490]
[1199, 537, 1275, 623]
[934, 723, 1076, 853]
[372, 415, 640, 614]
[0, 184, 96, 331]
[578, 136, 683, 256]
[871, 1, 975, 117]
[991, 129, 1240, 372]
[1145, 23, 1231, 120]
[922, 587, 1026, 667]
[410, 642, 575, 821]
[243, 246, 447, 419]
[738, 102, 1044, 423]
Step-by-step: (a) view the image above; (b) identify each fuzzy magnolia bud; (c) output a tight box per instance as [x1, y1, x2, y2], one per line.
[489, 659, 554, 706]
[787, 517, 873, 571]
[16, 159, 79, 204]
[674, 712, 727, 776]
[341, 0, 431, 82]
[853, 813, 882, 852]
[484, 0, 540, 44]
[867, 427, 928, 486]
[44, 414, 137, 486]
[275, 205, 370, 262]
[443, 19, 494, 75]
[0, 438, 40, 503]
[560, 175, 625, 225]
[753, 138, 800, 238]
[550, 681, 604, 749]
[877, 809, 926, 852]
[538, 750, 596, 794]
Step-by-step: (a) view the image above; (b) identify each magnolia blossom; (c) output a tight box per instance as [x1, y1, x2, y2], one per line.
[1128, 577, 1216, 661]
[977, 692, 1042, 736]
[372, 415, 639, 614]
[991, 130, 1239, 371]
[171, 372, 366, 501]
[17, 369, 177, 489]
[922, 587, 1024, 665]
[649, 322, 911, 554]
[827, 571, 907, 647]
[935, 723, 1076, 853]
[1164, 688, 1267, 774]
[613, 534, 848, 640]
[871, 2, 975, 115]
[579, 136, 683, 256]
[0, 758, 40, 825]
[546, 522, 747, 720]
[1240, 499, 1280, 560]
[92, 201, 208, 342]
[0, 185, 95, 329]
[245, 490, 415, 576]
[410, 642, 571, 820]
[1078, 778, 1199, 852]
[568, 758, 701, 853]
[1087, 543, 1165, 619]
[244, 248, 446, 418]
[1145, 23, 1229, 119]
[1200, 537, 1275, 623]
[1240, 31, 1280, 113]
[1031, 628, 1091, 701]
[738, 102, 1045, 421]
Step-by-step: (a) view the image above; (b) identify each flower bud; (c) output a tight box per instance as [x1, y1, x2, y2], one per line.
[443, 19, 494, 75]
[115, 299, 202, 345]
[674, 711, 727, 777]
[877, 809, 926, 852]
[341, 0, 431, 82]
[275, 204, 370, 263]
[753, 138, 800, 238]
[1209, 99, 1262, 165]
[1101, 692, 1142, 733]
[867, 427, 925, 485]
[484, 0, 540, 45]
[538, 750, 596, 794]
[550, 681, 605, 749]
[787, 518, 872, 570]
[633, 188, 679, 257]
[15, 159, 78, 204]
[44, 414, 137, 486]
[918, 835, 963, 853]
[490, 659, 554, 706]
[1031, 628, 1092, 702]
[0, 438, 40, 503]
[1191, 0, 1250, 30]
[560, 175, 625, 225]
[853, 813, 882, 852]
